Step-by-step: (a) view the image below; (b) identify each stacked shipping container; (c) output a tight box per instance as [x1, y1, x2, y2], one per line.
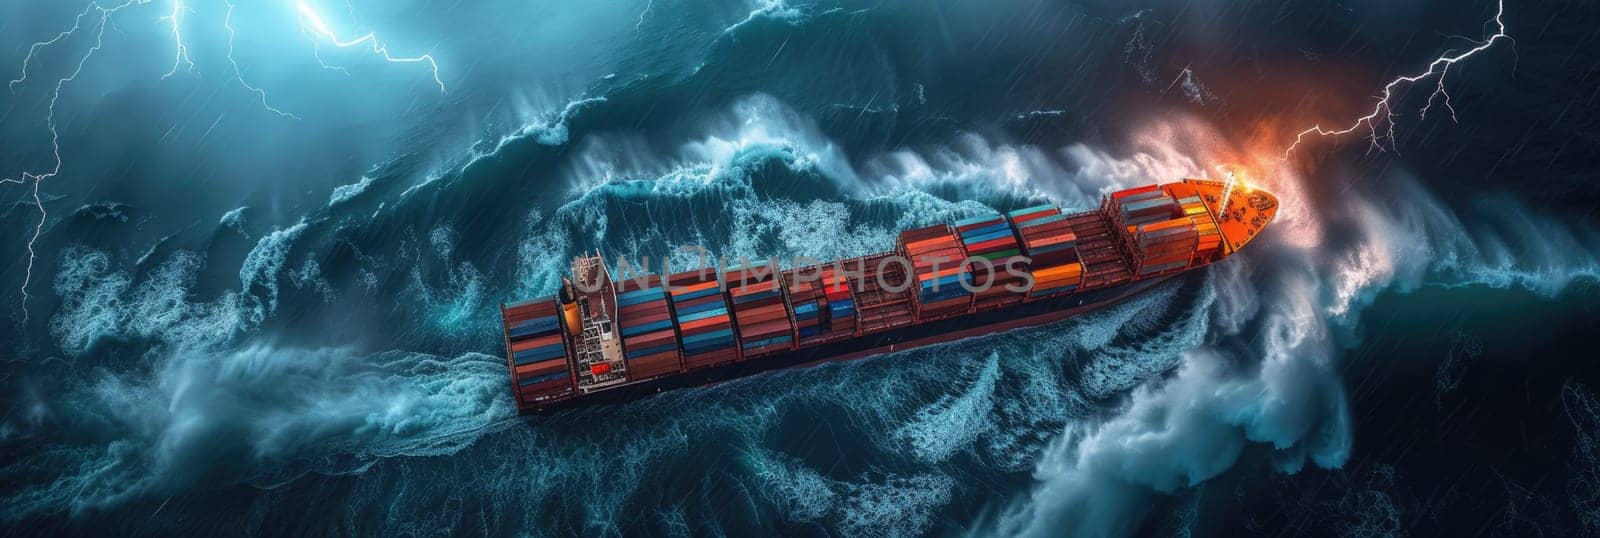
[1181, 196, 1223, 261]
[783, 263, 859, 345]
[667, 270, 740, 368]
[1008, 204, 1086, 300]
[952, 214, 1028, 310]
[502, 179, 1275, 413]
[614, 274, 683, 381]
[1162, 184, 1226, 264]
[724, 263, 795, 358]
[1112, 185, 1181, 227]
[818, 264, 859, 339]
[898, 225, 975, 320]
[1131, 219, 1199, 275]
[501, 296, 575, 406]
[783, 266, 825, 344]
[1104, 184, 1201, 277]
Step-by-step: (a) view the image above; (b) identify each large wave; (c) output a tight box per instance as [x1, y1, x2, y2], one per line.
[986, 116, 1599, 537]
[1, 87, 1216, 532]
[9, 81, 1595, 532]
[2, 0, 1594, 530]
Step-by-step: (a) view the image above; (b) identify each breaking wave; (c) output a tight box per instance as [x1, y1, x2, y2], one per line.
[986, 116, 1599, 537]
[2, 0, 1594, 530]
[17, 85, 1594, 534]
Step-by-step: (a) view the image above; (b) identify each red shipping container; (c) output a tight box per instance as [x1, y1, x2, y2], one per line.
[684, 348, 740, 369]
[510, 333, 563, 352]
[1140, 254, 1192, 269]
[628, 352, 681, 379]
[1112, 184, 1160, 199]
[1011, 210, 1061, 226]
[737, 308, 790, 325]
[502, 302, 551, 322]
[900, 225, 952, 241]
[514, 360, 567, 378]
[679, 317, 731, 333]
[742, 319, 794, 336]
[625, 332, 677, 348]
[622, 308, 674, 326]
[619, 304, 670, 319]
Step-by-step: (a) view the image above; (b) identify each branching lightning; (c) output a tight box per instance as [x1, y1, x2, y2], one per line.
[224, 0, 299, 118]
[295, 1, 447, 94]
[7, 2, 106, 92]
[4, 0, 148, 322]
[1285, 0, 1512, 158]
[159, 0, 194, 79]
[5, 0, 450, 319]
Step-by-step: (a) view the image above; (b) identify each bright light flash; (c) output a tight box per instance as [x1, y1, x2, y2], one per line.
[295, 1, 447, 93]
[224, 0, 298, 118]
[5, 0, 453, 320]
[159, 0, 195, 79]
[1285, 0, 1512, 158]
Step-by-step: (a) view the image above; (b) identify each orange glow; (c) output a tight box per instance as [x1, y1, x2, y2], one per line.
[1114, 112, 1328, 250]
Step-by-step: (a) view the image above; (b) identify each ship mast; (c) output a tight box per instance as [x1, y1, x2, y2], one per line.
[1219, 171, 1237, 215]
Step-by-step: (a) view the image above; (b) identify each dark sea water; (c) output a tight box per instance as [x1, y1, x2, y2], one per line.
[2, 0, 1597, 535]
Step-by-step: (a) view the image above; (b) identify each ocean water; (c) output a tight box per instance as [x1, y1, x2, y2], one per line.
[1, 0, 1597, 535]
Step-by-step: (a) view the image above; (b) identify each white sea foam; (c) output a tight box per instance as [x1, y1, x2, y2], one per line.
[989, 115, 1598, 537]
[839, 474, 957, 537]
[898, 353, 1001, 464]
[50, 247, 131, 354]
[406, 226, 489, 334]
[0, 345, 511, 520]
[23, 83, 1599, 534]
[239, 222, 309, 322]
[50, 248, 248, 353]
[327, 176, 376, 207]
[219, 206, 249, 232]
[747, 449, 838, 521]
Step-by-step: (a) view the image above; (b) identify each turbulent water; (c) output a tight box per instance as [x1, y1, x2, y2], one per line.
[2, 0, 1598, 535]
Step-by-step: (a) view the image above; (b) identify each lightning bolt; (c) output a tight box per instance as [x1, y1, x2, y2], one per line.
[6, 0, 452, 319]
[8, 2, 105, 92]
[294, 1, 447, 94]
[1285, 0, 1511, 158]
[159, 0, 194, 79]
[224, 0, 300, 119]
[4, 0, 150, 322]
[636, 0, 654, 31]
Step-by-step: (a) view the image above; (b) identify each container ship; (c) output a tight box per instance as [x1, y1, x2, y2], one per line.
[500, 178, 1278, 413]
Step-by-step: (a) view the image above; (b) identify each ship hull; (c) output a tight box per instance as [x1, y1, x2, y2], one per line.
[503, 179, 1279, 414]
[525, 275, 1174, 414]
